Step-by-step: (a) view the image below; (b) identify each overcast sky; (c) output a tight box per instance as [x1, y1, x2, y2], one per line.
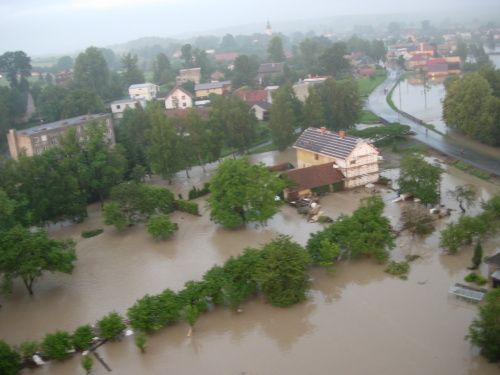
[1, 0, 499, 56]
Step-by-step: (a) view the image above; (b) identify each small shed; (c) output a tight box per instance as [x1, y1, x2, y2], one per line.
[283, 162, 344, 201]
[486, 252, 500, 288]
[252, 102, 271, 121]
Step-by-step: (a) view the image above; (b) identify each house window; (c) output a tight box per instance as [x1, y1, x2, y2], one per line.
[350, 160, 356, 165]
[314, 154, 319, 160]
[116, 105, 121, 109]
[183, 102, 186, 107]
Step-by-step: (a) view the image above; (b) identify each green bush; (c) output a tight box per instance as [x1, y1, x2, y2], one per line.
[464, 272, 488, 286]
[0, 340, 21, 375]
[97, 312, 126, 340]
[175, 200, 200, 215]
[72, 325, 94, 351]
[81, 228, 103, 238]
[81, 355, 93, 374]
[385, 261, 410, 278]
[18, 340, 39, 362]
[41, 331, 73, 360]
[188, 183, 210, 200]
[146, 214, 178, 240]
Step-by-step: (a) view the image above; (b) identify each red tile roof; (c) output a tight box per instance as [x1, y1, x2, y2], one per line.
[214, 52, 239, 62]
[234, 89, 268, 106]
[285, 162, 344, 192]
[427, 58, 447, 65]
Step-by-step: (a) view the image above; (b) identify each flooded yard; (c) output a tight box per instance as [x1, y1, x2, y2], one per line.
[2, 149, 500, 375]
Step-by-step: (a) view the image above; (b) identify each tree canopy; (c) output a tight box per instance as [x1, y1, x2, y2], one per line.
[269, 84, 302, 150]
[208, 158, 285, 228]
[398, 153, 442, 205]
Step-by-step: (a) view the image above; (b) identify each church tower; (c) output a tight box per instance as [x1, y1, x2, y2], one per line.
[265, 20, 272, 36]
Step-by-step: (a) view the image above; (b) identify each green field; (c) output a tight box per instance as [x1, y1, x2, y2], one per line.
[357, 69, 387, 97]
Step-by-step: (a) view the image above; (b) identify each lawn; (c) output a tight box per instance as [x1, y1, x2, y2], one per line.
[357, 69, 387, 97]
[360, 110, 380, 123]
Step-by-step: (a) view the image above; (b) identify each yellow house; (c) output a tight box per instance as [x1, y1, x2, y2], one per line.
[194, 81, 231, 99]
[293, 127, 380, 188]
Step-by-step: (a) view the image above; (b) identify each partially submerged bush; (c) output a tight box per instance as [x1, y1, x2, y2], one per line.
[385, 261, 410, 279]
[81, 228, 103, 238]
[97, 312, 126, 340]
[147, 214, 178, 240]
[175, 200, 200, 216]
[41, 331, 73, 360]
[464, 272, 488, 286]
[72, 325, 94, 351]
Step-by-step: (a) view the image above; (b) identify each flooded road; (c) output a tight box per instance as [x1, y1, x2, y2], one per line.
[1, 150, 500, 375]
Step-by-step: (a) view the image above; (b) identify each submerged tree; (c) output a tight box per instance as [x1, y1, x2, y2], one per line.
[398, 153, 442, 205]
[208, 158, 285, 228]
[448, 185, 477, 213]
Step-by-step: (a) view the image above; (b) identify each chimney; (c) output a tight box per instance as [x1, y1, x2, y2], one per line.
[320, 127, 326, 134]
[338, 130, 346, 139]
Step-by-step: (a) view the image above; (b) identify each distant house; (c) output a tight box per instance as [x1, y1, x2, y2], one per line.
[445, 56, 461, 75]
[7, 114, 114, 160]
[164, 86, 194, 110]
[55, 69, 73, 86]
[110, 98, 144, 119]
[176, 67, 201, 85]
[283, 162, 345, 201]
[293, 127, 380, 188]
[257, 62, 285, 85]
[293, 77, 328, 102]
[251, 102, 271, 121]
[407, 54, 429, 70]
[214, 52, 239, 63]
[486, 253, 500, 288]
[210, 70, 225, 81]
[129, 83, 160, 101]
[234, 88, 268, 106]
[409, 43, 435, 57]
[194, 81, 231, 98]
[426, 58, 449, 78]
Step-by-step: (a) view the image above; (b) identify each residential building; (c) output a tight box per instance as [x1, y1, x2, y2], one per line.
[426, 58, 449, 78]
[210, 70, 225, 81]
[257, 62, 285, 85]
[194, 81, 231, 98]
[176, 67, 201, 85]
[234, 88, 268, 106]
[407, 54, 429, 70]
[128, 83, 160, 101]
[164, 86, 194, 110]
[7, 114, 114, 160]
[283, 162, 345, 201]
[486, 253, 500, 288]
[55, 69, 73, 86]
[264, 85, 279, 103]
[110, 98, 144, 119]
[445, 56, 461, 75]
[293, 127, 380, 188]
[293, 76, 328, 102]
[213, 52, 239, 63]
[251, 102, 271, 121]
[409, 43, 435, 57]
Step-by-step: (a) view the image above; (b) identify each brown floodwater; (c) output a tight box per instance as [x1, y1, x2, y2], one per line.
[1, 149, 500, 374]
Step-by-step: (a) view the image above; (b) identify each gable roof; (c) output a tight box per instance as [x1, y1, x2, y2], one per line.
[195, 81, 231, 91]
[167, 85, 194, 99]
[252, 101, 271, 110]
[486, 252, 500, 267]
[129, 83, 157, 90]
[234, 89, 267, 105]
[294, 127, 363, 159]
[258, 62, 285, 74]
[285, 162, 344, 192]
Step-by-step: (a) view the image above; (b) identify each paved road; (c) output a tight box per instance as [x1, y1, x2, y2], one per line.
[367, 71, 500, 176]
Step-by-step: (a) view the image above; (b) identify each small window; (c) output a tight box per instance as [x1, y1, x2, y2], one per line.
[116, 104, 121, 109]
[350, 160, 356, 165]
[183, 102, 187, 107]
[314, 154, 319, 160]
[41, 135, 47, 142]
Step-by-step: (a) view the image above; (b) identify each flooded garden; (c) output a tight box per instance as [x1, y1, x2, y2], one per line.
[2, 148, 500, 375]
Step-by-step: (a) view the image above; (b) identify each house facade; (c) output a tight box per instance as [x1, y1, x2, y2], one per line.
[251, 102, 271, 121]
[110, 98, 143, 119]
[257, 62, 285, 85]
[7, 114, 114, 160]
[194, 81, 231, 98]
[293, 127, 380, 188]
[128, 83, 160, 101]
[176, 68, 201, 85]
[164, 86, 194, 109]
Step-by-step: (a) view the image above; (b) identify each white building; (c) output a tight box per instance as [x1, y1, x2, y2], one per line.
[128, 83, 160, 101]
[110, 98, 144, 119]
[165, 86, 194, 110]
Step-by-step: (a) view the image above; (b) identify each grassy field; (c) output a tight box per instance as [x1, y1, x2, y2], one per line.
[357, 69, 387, 97]
[452, 160, 491, 180]
[360, 110, 380, 123]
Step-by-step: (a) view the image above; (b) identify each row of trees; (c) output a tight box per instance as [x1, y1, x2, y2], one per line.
[443, 68, 500, 146]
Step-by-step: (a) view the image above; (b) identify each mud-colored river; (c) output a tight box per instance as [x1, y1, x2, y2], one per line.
[2, 149, 500, 375]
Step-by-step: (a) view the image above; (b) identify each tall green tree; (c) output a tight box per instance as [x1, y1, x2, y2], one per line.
[0, 51, 32, 89]
[0, 226, 76, 295]
[181, 44, 194, 68]
[208, 158, 285, 228]
[232, 55, 259, 89]
[121, 53, 145, 88]
[254, 235, 311, 307]
[468, 288, 500, 361]
[56, 56, 73, 71]
[269, 84, 301, 150]
[152, 53, 173, 85]
[0, 340, 21, 375]
[318, 42, 351, 77]
[303, 86, 326, 128]
[398, 153, 442, 205]
[268, 36, 286, 63]
[209, 95, 257, 154]
[37, 85, 68, 122]
[61, 88, 105, 118]
[73, 47, 110, 98]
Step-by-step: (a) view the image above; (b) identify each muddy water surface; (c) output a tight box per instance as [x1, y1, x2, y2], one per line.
[1, 150, 500, 374]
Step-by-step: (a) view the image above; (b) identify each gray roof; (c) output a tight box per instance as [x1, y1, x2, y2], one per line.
[294, 127, 361, 159]
[492, 270, 500, 281]
[111, 98, 139, 105]
[258, 62, 285, 74]
[195, 81, 231, 90]
[252, 101, 271, 110]
[486, 253, 500, 266]
[17, 114, 109, 136]
[129, 83, 157, 89]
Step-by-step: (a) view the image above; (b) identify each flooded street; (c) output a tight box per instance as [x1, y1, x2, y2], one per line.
[391, 75, 448, 133]
[1, 150, 500, 375]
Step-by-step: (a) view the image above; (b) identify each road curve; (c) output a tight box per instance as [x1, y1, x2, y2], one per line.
[367, 71, 500, 176]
